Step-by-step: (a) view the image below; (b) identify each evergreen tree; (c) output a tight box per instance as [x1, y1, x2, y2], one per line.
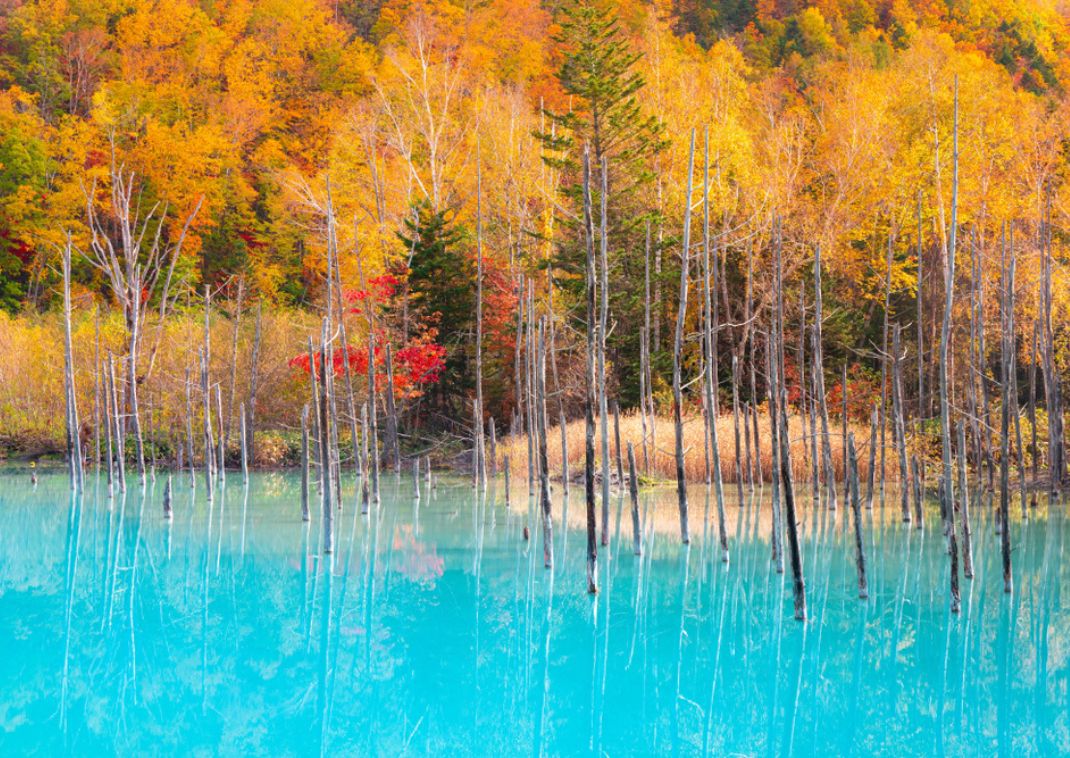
[397, 200, 473, 415]
[536, 0, 667, 405]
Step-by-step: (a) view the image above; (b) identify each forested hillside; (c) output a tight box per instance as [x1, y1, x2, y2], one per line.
[0, 0, 1067, 454]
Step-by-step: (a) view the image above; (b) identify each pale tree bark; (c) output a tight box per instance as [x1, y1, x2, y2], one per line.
[582, 147, 599, 594]
[672, 132, 696, 545]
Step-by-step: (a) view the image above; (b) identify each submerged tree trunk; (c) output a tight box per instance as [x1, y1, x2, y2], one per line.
[672, 132, 696, 545]
[999, 230, 1014, 594]
[247, 303, 262, 466]
[582, 147, 599, 594]
[598, 157, 612, 546]
[937, 79, 959, 564]
[627, 442, 641, 556]
[474, 157, 487, 490]
[61, 239, 83, 491]
[813, 245, 837, 508]
[957, 420, 974, 579]
[775, 229, 806, 620]
[846, 433, 868, 599]
[318, 323, 334, 554]
[301, 404, 311, 522]
[536, 319, 553, 569]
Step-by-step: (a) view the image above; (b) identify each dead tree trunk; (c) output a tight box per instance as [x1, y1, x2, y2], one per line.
[957, 420, 974, 579]
[627, 442, 641, 556]
[61, 239, 83, 491]
[1040, 193, 1065, 490]
[846, 433, 868, 599]
[383, 344, 401, 474]
[225, 277, 244, 450]
[184, 367, 195, 488]
[813, 245, 837, 508]
[672, 132, 696, 545]
[582, 147, 599, 593]
[937, 78, 959, 560]
[108, 354, 126, 492]
[474, 156, 487, 490]
[301, 404, 311, 522]
[865, 404, 878, 508]
[775, 228, 806, 620]
[999, 231, 1014, 594]
[247, 303, 262, 466]
[318, 322, 334, 554]
[701, 133, 727, 561]
[536, 318, 553, 569]
[200, 347, 214, 501]
[892, 325, 911, 523]
[598, 156, 611, 546]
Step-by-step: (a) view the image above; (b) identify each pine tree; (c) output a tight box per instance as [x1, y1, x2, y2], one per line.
[397, 200, 472, 414]
[536, 0, 666, 406]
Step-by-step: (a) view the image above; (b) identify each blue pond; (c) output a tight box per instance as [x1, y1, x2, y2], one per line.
[0, 469, 1067, 755]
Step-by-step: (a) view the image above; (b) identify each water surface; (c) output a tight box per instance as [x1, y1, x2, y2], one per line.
[0, 470, 1066, 755]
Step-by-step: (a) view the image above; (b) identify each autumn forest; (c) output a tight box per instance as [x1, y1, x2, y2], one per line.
[2, 0, 1069, 509]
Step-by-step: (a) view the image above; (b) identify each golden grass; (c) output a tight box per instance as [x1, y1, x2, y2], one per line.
[495, 409, 902, 485]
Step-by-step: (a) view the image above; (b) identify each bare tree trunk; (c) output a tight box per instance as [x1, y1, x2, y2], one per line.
[813, 245, 837, 508]
[184, 367, 195, 488]
[504, 454, 511, 508]
[731, 356, 745, 504]
[846, 433, 868, 599]
[775, 229, 806, 620]
[999, 229, 1014, 594]
[225, 277, 244, 450]
[536, 318, 553, 569]
[239, 403, 249, 484]
[367, 330, 381, 506]
[641, 223, 652, 475]
[1028, 318, 1039, 504]
[127, 284, 145, 484]
[892, 325, 911, 523]
[108, 353, 126, 492]
[215, 384, 226, 483]
[301, 404, 311, 522]
[746, 243, 762, 485]
[627, 442, 641, 556]
[701, 134, 727, 562]
[94, 312, 101, 468]
[318, 322, 334, 554]
[842, 363, 849, 506]
[957, 420, 974, 579]
[917, 194, 926, 421]
[1040, 193, 1065, 490]
[879, 234, 892, 504]
[247, 303, 262, 466]
[767, 333, 784, 573]
[104, 355, 114, 490]
[865, 403, 878, 508]
[582, 147, 599, 593]
[308, 336, 322, 494]
[938, 78, 959, 572]
[598, 157, 611, 546]
[200, 347, 214, 501]
[474, 156, 487, 490]
[549, 320, 568, 494]
[672, 132, 696, 545]
[360, 403, 371, 514]
[61, 239, 83, 491]
[526, 282, 536, 497]
[383, 344, 401, 474]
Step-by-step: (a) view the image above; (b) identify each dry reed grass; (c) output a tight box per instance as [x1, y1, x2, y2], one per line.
[496, 409, 902, 485]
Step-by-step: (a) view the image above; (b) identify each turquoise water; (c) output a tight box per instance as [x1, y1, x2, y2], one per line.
[0, 469, 1066, 756]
